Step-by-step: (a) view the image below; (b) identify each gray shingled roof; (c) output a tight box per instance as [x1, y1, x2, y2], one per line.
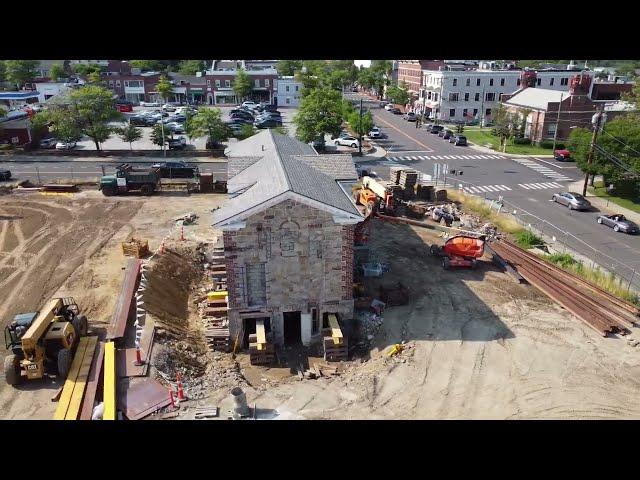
[213, 131, 361, 226]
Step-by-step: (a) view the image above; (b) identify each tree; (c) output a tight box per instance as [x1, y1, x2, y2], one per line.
[233, 68, 252, 103]
[237, 124, 257, 140]
[49, 63, 65, 82]
[66, 85, 123, 150]
[87, 71, 102, 84]
[129, 60, 165, 72]
[385, 85, 410, 106]
[0, 61, 6, 83]
[191, 108, 229, 148]
[150, 123, 170, 149]
[492, 104, 520, 152]
[183, 108, 198, 144]
[156, 76, 174, 104]
[293, 87, 344, 143]
[347, 110, 374, 138]
[40, 109, 82, 144]
[178, 60, 205, 75]
[5, 60, 39, 89]
[117, 123, 143, 150]
[72, 63, 103, 76]
[277, 60, 303, 76]
[29, 113, 50, 144]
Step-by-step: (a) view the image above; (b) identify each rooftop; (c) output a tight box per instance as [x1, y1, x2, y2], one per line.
[213, 130, 362, 228]
[503, 88, 569, 110]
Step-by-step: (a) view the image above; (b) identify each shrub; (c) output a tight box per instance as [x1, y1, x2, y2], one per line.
[546, 252, 578, 269]
[513, 230, 545, 249]
[539, 139, 554, 149]
[513, 137, 531, 145]
[554, 142, 565, 150]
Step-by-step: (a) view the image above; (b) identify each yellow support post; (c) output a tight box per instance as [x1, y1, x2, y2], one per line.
[54, 337, 90, 420]
[65, 336, 98, 420]
[328, 314, 344, 345]
[256, 319, 266, 351]
[103, 341, 116, 420]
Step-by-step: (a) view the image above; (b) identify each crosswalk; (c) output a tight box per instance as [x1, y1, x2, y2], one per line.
[462, 181, 564, 194]
[512, 158, 572, 182]
[386, 154, 505, 162]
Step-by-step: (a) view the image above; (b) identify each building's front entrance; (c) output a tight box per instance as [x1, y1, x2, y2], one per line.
[283, 311, 302, 345]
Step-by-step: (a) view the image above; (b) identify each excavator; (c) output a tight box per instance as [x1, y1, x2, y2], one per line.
[3, 297, 88, 386]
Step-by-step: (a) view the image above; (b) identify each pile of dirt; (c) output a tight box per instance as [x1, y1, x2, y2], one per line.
[143, 244, 203, 334]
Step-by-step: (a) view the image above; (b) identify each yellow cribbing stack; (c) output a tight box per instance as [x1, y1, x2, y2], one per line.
[255, 319, 267, 351]
[207, 290, 228, 301]
[328, 314, 344, 345]
[54, 336, 98, 420]
[103, 341, 116, 420]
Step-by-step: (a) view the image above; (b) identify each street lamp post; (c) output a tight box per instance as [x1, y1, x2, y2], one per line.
[582, 110, 606, 196]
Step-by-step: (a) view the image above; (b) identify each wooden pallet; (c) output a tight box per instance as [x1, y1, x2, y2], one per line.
[122, 238, 149, 258]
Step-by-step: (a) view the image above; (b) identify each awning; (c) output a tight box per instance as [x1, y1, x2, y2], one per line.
[0, 91, 40, 100]
[190, 91, 203, 96]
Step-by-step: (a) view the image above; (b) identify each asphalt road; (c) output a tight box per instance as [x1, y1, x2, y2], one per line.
[346, 92, 640, 289]
[0, 160, 227, 183]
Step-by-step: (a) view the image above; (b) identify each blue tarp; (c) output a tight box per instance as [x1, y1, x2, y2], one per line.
[0, 91, 40, 100]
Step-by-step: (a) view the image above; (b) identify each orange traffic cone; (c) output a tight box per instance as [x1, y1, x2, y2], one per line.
[134, 345, 144, 366]
[176, 373, 186, 401]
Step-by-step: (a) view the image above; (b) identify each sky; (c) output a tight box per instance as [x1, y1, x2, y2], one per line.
[354, 60, 371, 68]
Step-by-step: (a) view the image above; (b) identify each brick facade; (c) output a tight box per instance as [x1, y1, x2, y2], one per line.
[223, 199, 354, 346]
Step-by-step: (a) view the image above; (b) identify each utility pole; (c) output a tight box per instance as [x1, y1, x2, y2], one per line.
[479, 87, 485, 128]
[551, 93, 563, 153]
[582, 110, 604, 196]
[358, 98, 363, 156]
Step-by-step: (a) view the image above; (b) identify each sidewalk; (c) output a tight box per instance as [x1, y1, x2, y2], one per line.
[353, 144, 387, 163]
[0, 154, 227, 163]
[569, 180, 640, 224]
[467, 142, 554, 159]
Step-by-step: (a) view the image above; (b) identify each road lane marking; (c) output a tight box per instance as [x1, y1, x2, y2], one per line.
[372, 113, 435, 152]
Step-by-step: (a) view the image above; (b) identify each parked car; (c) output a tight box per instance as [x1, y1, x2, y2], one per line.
[175, 107, 197, 116]
[403, 112, 417, 122]
[55, 141, 77, 150]
[379, 101, 389, 108]
[167, 138, 188, 151]
[39, 137, 58, 149]
[230, 111, 254, 120]
[335, 136, 360, 148]
[242, 101, 258, 109]
[254, 118, 282, 129]
[311, 137, 326, 150]
[230, 117, 254, 125]
[256, 112, 282, 121]
[0, 170, 11, 181]
[368, 127, 382, 138]
[430, 125, 444, 134]
[152, 160, 198, 177]
[551, 192, 592, 211]
[139, 101, 161, 107]
[451, 135, 467, 146]
[262, 104, 278, 112]
[442, 129, 454, 140]
[166, 122, 185, 134]
[384, 104, 395, 111]
[162, 104, 177, 112]
[390, 107, 402, 115]
[554, 149, 572, 162]
[597, 214, 639, 234]
[166, 114, 186, 123]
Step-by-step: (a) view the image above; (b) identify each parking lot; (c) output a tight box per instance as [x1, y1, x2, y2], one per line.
[66, 105, 298, 151]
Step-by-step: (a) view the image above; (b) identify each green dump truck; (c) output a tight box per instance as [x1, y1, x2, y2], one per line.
[100, 164, 161, 196]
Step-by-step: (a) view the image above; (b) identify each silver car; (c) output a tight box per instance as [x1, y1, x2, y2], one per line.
[597, 214, 639, 234]
[551, 192, 592, 211]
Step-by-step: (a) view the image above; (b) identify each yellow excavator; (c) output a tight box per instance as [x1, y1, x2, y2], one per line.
[3, 297, 88, 386]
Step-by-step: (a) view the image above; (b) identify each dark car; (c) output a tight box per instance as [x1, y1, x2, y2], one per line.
[597, 214, 639, 234]
[551, 192, 592, 211]
[255, 118, 282, 129]
[167, 138, 188, 151]
[0, 170, 11, 181]
[430, 125, 444, 134]
[262, 104, 278, 112]
[39, 137, 58, 149]
[166, 114, 186, 123]
[256, 112, 282, 121]
[152, 160, 198, 177]
[130, 115, 154, 126]
[403, 112, 417, 122]
[229, 117, 254, 125]
[442, 129, 454, 139]
[451, 135, 467, 146]
[230, 111, 254, 119]
[390, 107, 402, 115]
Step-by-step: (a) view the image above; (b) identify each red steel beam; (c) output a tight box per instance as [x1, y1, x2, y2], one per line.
[107, 258, 142, 340]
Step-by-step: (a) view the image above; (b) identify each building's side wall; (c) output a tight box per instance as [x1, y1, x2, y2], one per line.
[223, 199, 354, 346]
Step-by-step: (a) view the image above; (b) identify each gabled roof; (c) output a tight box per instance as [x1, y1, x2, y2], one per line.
[503, 88, 568, 111]
[213, 131, 361, 227]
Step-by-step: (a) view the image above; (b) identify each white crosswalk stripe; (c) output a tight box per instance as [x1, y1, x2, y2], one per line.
[463, 184, 513, 194]
[513, 158, 572, 181]
[517, 182, 563, 190]
[385, 154, 510, 163]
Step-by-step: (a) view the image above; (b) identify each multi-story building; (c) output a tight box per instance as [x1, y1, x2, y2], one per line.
[396, 60, 445, 102]
[419, 61, 595, 124]
[275, 76, 302, 107]
[204, 64, 278, 105]
[213, 130, 362, 348]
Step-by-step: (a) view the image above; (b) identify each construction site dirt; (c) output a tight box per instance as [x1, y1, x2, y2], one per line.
[2, 191, 640, 420]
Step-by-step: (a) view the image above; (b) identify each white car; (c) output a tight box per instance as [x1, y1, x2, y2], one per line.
[242, 101, 258, 109]
[140, 101, 161, 107]
[162, 104, 177, 112]
[335, 136, 361, 148]
[166, 122, 185, 134]
[384, 103, 394, 111]
[368, 127, 381, 138]
[55, 141, 77, 150]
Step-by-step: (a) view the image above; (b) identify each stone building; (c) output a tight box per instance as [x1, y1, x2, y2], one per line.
[213, 130, 362, 348]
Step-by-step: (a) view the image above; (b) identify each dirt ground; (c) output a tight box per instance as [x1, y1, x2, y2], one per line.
[0, 190, 227, 419]
[202, 220, 640, 420]
[2, 190, 640, 420]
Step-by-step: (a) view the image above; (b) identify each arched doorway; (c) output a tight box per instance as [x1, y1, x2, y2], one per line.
[207, 93, 214, 105]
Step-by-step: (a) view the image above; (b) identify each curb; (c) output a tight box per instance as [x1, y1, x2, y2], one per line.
[0, 156, 228, 164]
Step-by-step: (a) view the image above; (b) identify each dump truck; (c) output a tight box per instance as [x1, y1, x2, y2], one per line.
[100, 163, 161, 196]
[3, 297, 88, 385]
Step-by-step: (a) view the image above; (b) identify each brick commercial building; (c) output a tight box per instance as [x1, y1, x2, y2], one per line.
[501, 74, 598, 144]
[213, 130, 362, 348]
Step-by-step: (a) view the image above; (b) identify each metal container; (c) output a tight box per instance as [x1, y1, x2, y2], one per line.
[231, 387, 250, 418]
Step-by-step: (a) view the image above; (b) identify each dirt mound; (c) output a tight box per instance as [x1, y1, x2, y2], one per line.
[144, 244, 203, 334]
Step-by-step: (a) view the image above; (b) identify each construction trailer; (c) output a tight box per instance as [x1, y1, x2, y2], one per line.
[3, 297, 88, 385]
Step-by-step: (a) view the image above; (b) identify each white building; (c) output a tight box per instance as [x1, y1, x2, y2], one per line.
[33, 82, 80, 102]
[419, 62, 594, 124]
[275, 76, 302, 107]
